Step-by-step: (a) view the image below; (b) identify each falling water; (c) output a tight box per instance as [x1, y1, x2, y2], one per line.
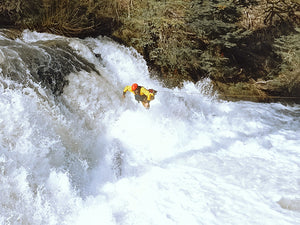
[0, 30, 300, 225]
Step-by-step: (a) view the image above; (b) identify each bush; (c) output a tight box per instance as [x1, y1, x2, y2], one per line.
[271, 28, 300, 97]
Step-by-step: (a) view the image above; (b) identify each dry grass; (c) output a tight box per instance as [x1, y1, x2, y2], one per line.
[40, 0, 96, 36]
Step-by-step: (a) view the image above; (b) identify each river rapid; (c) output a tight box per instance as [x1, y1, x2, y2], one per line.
[0, 30, 300, 225]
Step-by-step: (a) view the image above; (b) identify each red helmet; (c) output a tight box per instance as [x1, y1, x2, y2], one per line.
[131, 83, 138, 91]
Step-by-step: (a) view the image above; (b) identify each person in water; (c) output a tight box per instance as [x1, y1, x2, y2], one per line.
[123, 83, 157, 109]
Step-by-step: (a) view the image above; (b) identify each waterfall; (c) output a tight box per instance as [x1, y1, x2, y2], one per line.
[0, 29, 300, 225]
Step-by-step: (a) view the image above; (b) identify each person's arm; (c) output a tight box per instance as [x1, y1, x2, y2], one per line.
[123, 86, 131, 97]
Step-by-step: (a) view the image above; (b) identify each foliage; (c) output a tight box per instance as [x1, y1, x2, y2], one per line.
[271, 28, 300, 96]
[263, 0, 300, 25]
[113, 0, 196, 86]
[187, 0, 300, 84]
[0, 0, 120, 37]
[0, 0, 42, 26]
[186, 0, 250, 81]
[39, 0, 121, 37]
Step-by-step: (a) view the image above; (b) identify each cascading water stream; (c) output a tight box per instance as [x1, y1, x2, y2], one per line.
[0, 30, 300, 225]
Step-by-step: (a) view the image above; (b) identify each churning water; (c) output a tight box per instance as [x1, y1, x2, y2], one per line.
[0, 30, 300, 225]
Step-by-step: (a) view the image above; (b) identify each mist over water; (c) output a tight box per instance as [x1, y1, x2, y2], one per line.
[0, 30, 300, 225]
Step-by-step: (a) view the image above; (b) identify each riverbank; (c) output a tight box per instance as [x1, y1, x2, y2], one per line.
[1, 0, 299, 102]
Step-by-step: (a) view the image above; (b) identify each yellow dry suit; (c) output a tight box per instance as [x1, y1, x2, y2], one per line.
[123, 85, 154, 102]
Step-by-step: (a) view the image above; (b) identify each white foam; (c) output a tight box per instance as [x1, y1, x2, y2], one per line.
[20, 29, 63, 43]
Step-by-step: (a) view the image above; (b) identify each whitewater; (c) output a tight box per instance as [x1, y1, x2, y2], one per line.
[0, 30, 300, 225]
